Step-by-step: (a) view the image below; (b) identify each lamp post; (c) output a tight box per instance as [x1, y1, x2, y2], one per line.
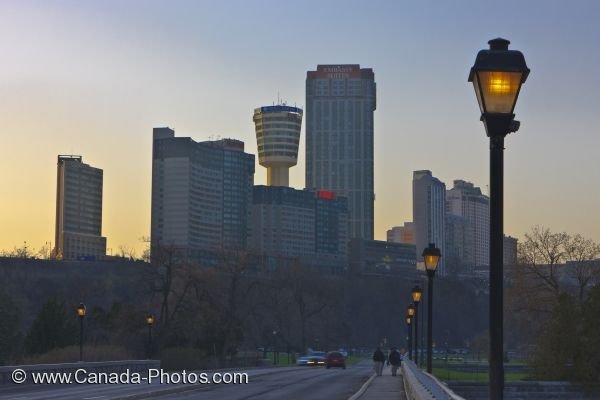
[423, 243, 441, 373]
[76, 303, 86, 362]
[469, 38, 529, 400]
[273, 331, 278, 365]
[407, 303, 416, 360]
[406, 315, 413, 361]
[411, 285, 422, 367]
[146, 314, 154, 358]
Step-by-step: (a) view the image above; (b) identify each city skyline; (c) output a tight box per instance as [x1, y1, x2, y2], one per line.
[2, 1, 600, 255]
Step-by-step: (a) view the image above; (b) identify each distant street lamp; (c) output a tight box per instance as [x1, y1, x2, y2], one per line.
[76, 303, 86, 362]
[146, 314, 154, 358]
[407, 303, 416, 360]
[411, 285, 422, 367]
[406, 315, 413, 361]
[272, 330, 278, 365]
[423, 243, 441, 373]
[469, 37, 529, 400]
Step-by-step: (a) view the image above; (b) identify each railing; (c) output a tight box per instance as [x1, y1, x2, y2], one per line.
[0, 360, 160, 385]
[402, 359, 466, 400]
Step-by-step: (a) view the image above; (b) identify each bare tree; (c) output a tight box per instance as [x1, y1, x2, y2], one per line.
[117, 245, 137, 260]
[519, 226, 569, 300]
[1, 241, 34, 258]
[139, 236, 151, 263]
[564, 234, 600, 305]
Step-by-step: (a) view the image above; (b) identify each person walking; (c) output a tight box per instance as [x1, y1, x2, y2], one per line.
[372, 346, 385, 376]
[388, 347, 402, 376]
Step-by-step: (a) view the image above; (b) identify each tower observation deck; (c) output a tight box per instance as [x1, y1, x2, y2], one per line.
[253, 105, 303, 187]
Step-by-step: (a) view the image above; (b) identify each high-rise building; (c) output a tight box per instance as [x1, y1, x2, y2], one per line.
[253, 105, 303, 187]
[446, 180, 490, 266]
[348, 238, 417, 276]
[248, 186, 348, 269]
[305, 64, 376, 240]
[150, 128, 255, 262]
[503, 235, 518, 266]
[387, 222, 416, 245]
[446, 214, 473, 275]
[412, 170, 446, 274]
[54, 155, 106, 260]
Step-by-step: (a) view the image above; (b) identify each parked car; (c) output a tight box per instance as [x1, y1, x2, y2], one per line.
[325, 351, 346, 369]
[297, 351, 327, 366]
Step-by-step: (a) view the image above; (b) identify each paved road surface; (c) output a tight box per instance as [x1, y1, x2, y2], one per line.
[155, 362, 372, 400]
[0, 361, 373, 400]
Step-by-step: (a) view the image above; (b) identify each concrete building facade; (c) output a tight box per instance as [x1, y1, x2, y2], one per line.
[248, 186, 348, 269]
[412, 170, 446, 275]
[503, 235, 518, 266]
[349, 238, 417, 276]
[54, 155, 106, 260]
[446, 214, 474, 275]
[446, 180, 490, 267]
[387, 222, 416, 245]
[150, 128, 255, 262]
[305, 64, 376, 240]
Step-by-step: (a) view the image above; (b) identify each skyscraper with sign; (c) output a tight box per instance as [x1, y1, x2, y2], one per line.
[305, 64, 376, 240]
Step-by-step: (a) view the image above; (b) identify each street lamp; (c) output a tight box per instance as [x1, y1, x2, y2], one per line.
[272, 330, 278, 365]
[423, 243, 441, 373]
[407, 303, 416, 360]
[76, 303, 86, 362]
[146, 314, 154, 358]
[469, 37, 529, 400]
[406, 315, 413, 361]
[411, 285, 422, 367]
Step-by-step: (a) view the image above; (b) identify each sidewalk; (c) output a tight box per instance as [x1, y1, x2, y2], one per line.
[358, 370, 407, 400]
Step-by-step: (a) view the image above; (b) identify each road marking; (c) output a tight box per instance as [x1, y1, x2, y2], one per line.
[347, 373, 376, 400]
[83, 396, 108, 399]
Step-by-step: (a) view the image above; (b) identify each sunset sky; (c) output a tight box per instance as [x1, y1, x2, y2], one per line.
[1, 0, 599, 255]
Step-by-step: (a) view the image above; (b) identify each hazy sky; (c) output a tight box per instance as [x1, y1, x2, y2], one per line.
[1, 0, 599, 255]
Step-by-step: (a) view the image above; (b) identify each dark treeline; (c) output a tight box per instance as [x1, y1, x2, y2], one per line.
[4, 226, 598, 383]
[0, 254, 488, 368]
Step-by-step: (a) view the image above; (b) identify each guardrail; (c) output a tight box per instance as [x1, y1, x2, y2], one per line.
[0, 360, 160, 384]
[402, 359, 466, 400]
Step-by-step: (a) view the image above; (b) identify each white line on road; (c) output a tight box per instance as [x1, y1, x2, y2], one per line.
[83, 396, 108, 399]
[347, 373, 376, 400]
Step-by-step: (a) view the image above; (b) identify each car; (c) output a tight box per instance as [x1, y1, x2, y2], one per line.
[297, 351, 327, 366]
[325, 351, 346, 369]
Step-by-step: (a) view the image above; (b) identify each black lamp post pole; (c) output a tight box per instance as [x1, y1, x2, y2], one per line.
[79, 316, 84, 362]
[420, 278, 426, 367]
[408, 321, 413, 360]
[426, 272, 434, 373]
[489, 125, 506, 398]
[148, 323, 153, 358]
[414, 302, 419, 366]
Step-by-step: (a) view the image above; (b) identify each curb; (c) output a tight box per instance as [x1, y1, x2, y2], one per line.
[347, 373, 376, 400]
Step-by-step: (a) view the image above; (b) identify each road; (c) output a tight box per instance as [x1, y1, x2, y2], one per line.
[0, 361, 373, 400]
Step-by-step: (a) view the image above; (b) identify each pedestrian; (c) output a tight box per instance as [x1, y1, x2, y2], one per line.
[388, 347, 402, 376]
[372, 346, 385, 376]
